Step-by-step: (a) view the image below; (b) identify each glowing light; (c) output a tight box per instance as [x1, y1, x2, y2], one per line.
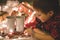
[0, 36, 3, 39]
[12, 39, 17, 40]
[5, 36, 9, 39]
[19, 7, 22, 10]
[0, 6, 1, 11]
[9, 29, 13, 33]
[0, 27, 2, 29]
[28, 9, 31, 13]
[3, 5, 9, 11]
[4, 6, 9, 9]
[9, 32, 12, 35]
[18, 37, 21, 39]
[2, 19, 7, 28]
[1, 30, 3, 34]
[17, 12, 22, 16]
[18, 37, 30, 39]
[24, 33, 28, 36]
[12, 7, 18, 11]
[2, 24, 7, 28]
[9, 29, 14, 35]
[27, 4, 31, 7]
[22, 2, 25, 4]
[27, 11, 36, 23]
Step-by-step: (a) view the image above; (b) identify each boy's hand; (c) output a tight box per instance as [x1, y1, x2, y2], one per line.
[24, 28, 54, 40]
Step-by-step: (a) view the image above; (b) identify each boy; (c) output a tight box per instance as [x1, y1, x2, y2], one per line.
[32, 0, 60, 40]
[24, 0, 60, 40]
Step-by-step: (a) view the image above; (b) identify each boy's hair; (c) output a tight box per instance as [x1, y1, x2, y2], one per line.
[33, 0, 59, 13]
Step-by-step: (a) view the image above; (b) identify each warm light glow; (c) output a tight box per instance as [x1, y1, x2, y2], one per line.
[22, 2, 25, 4]
[3, 5, 9, 11]
[5, 36, 9, 39]
[0, 27, 2, 29]
[0, 36, 3, 39]
[19, 7, 22, 10]
[12, 7, 18, 11]
[12, 39, 17, 40]
[17, 12, 22, 16]
[9, 32, 12, 35]
[2, 19, 7, 28]
[2, 24, 7, 28]
[27, 11, 36, 23]
[9, 29, 13, 33]
[28, 9, 31, 13]
[24, 33, 28, 36]
[0, 6, 1, 11]
[18, 37, 21, 39]
[4, 6, 9, 9]
[1, 30, 3, 33]
[18, 37, 30, 39]
[9, 29, 14, 35]
[27, 4, 31, 7]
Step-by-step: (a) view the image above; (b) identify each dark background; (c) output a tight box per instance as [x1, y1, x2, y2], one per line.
[0, 0, 60, 5]
[59, 0, 60, 5]
[0, 0, 33, 5]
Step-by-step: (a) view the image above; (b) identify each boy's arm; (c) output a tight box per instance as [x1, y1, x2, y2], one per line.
[24, 28, 54, 40]
[33, 28, 54, 40]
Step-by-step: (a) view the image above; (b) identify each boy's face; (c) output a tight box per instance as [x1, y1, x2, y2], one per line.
[35, 10, 53, 22]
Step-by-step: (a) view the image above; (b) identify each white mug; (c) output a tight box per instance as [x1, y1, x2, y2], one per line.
[7, 16, 15, 33]
[16, 16, 25, 32]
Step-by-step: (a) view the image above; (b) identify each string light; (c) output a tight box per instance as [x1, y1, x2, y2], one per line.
[28, 9, 31, 13]
[27, 11, 36, 23]
[8, 29, 14, 35]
